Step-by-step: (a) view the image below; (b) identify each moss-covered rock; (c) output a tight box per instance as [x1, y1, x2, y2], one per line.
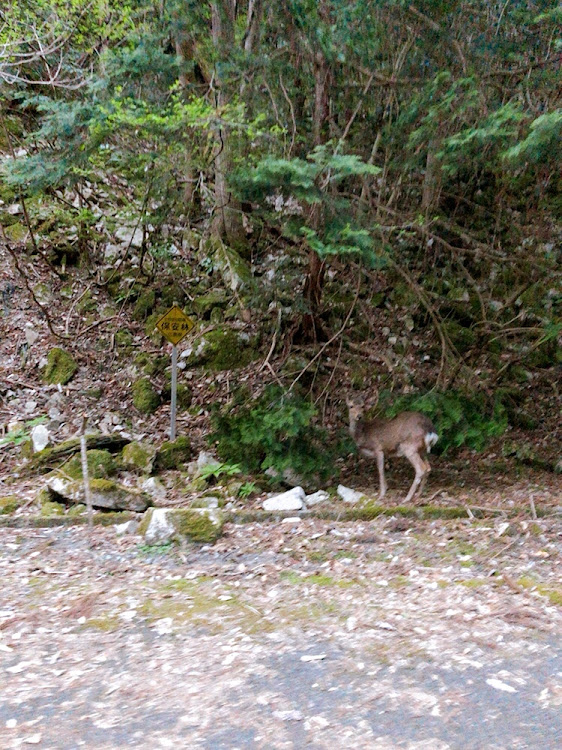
[40, 500, 66, 516]
[43, 348, 78, 385]
[181, 327, 257, 371]
[139, 506, 224, 544]
[162, 382, 193, 409]
[30, 434, 129, 472]
[160, 283, 188, 309]
[67, 504, 88, 517]
[154, 437, 192, 471]
[193, 289, 229, 318]
[77, 291, 98, 313]
[63, 449, 116, 480]
[133, 289, 156, 320]
[135, 354, 168, 377]
[4, 222, 27, 242]
[46, 476, 151, 512]
[184, 476, 208, 494]
[144, 311, 166, 344]
[0, 495, 21, 515]
[199, 236, 252, 291]
[122, 441, 156, 474]
[132, 377, 161, 414]
[114, 328, 134, 350]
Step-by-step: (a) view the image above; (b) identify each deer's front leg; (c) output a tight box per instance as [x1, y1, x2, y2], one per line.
[376, 450, 387, 498]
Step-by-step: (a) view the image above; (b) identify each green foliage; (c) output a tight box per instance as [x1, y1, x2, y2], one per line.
[234, 146, 380, 202]
[438, 103, 524, 176]
[233, 145, 381, 265]
[209, 386, 338, 481]
[0, 417, 47, 448]
[503, 111, 562, 167]
[382, 390, 508, 452]
[238, 481, 257, 499]
[198, 461, 242, 482]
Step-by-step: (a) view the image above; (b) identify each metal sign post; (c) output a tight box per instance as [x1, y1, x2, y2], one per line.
[155, 304, 195, 441]
[170, 343, 178, 440]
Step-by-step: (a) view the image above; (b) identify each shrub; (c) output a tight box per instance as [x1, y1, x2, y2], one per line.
[209, 386, 338, 481]
[381, 390, 508, 452]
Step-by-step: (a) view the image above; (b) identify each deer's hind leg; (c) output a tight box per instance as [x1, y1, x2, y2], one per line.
[403, 450, 428, 503]
[417, 455, 431, 498]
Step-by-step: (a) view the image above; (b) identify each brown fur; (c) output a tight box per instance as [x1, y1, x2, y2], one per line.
[347, 396, 438, 502]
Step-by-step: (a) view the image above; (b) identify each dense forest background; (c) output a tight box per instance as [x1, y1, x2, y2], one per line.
[1, 1, 560, 483]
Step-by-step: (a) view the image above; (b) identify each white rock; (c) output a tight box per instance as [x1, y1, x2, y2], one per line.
[141, 477, 167, 501]
[300, 654, 326, 662]
[24, 326, 39, 346]
[103, 243, 121, 260]
[31, 424, 50, 452]
[337, 484, 365, 504]
[114, 226, 143, 248]
[196, 451, 220, 470]
[486, 678, 517, 693]
[281, 516, 302, 524]
[263, 486, 306, 511]
[142, 508, 176, 544]
[114, 520, 139, 536]
[305, 490, 329, 506]
[196, 496, 220, 509]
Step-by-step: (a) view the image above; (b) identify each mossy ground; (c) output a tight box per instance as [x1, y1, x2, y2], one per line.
[132, 377, 161, 414]
[0, 496, 21, 514]
[42, 348, 78, 385]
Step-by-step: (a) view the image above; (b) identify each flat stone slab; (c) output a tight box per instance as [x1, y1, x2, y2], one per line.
[262, 487, 306, 512]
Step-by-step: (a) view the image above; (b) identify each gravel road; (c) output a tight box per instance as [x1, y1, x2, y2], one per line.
[1, 516, 561, 749]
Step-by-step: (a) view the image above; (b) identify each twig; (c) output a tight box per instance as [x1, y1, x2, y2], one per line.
[278, 73, 297, 157]
[65, 283, 94, 335]
[258, 308, 282, 374]
[2, 239, 68, 340]
[289, 272, 362, 392]
[385, 256, 455, 388]
[76, 315, 119, 338]
[80, 414, 93, 533]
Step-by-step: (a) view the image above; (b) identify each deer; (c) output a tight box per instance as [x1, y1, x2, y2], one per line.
[346, 394, 439, 503]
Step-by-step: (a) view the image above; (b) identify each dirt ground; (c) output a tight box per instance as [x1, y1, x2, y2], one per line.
[2, 508, 561, 750]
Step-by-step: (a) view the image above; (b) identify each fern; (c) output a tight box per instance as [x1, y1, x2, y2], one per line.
[382, 390, 508, 453]
[209, 386, 338, 481]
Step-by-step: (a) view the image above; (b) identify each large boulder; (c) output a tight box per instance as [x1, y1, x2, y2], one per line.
[180, 327, 257, 371]
[138, 507, 224, 544]
[45, 477, 151, 512]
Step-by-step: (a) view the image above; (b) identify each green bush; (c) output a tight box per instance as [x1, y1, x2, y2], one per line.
[209, 386, 338, 482]
[381, 390, 508, 452]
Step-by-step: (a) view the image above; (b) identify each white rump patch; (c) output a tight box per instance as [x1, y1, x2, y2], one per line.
[425, 432, 439, 452]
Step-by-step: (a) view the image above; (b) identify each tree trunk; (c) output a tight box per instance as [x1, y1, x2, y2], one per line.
[211, 1, 243, 243]
[421, 141, 441, 213]
[300, 2, 331, 341]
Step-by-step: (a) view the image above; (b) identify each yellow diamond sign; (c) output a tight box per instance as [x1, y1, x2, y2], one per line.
[155, 305, 195, 345]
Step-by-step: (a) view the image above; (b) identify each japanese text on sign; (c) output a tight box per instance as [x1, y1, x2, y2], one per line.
[155, 306, 195, 345]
